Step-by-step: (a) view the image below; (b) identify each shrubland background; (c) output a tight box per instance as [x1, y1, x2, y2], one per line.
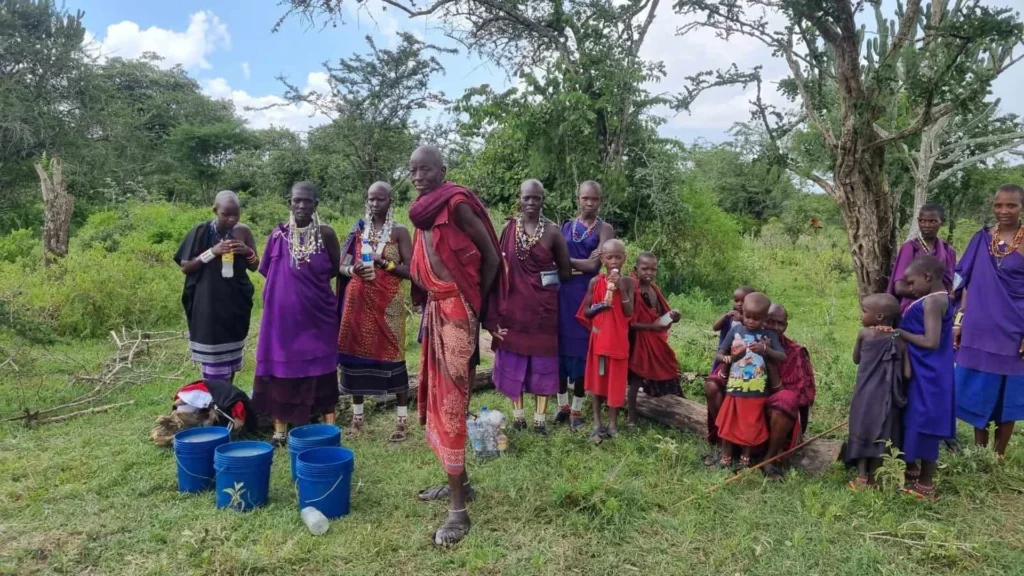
[4, 1, 1024, 574]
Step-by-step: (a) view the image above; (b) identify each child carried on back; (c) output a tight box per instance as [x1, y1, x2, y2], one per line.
[713, 292, 786, 469]
[847, 293, 910, 489]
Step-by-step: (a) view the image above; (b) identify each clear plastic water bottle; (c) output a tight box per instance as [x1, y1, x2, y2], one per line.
[467, 416, 484, 455]
[301, 506, 329, 535]
[221, 250, 234, 278]
[361, 239, 375, 281]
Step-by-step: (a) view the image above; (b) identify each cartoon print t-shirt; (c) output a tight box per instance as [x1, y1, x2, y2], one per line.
[717, 325, 783, 397]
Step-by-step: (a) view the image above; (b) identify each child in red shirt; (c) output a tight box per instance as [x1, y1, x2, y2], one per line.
[577, 239, 635, 444]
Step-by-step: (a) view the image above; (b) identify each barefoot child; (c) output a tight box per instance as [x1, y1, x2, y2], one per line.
[576, 239, 635, 443]
[714, 292, 786, 469]
[897, 255, 956, 500]
[847, 293, 911, 489]
[627, 252, 682, 426]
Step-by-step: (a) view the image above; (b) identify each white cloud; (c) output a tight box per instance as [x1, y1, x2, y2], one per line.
[202, 74, 332, 132]
[87, 11, 230, 70]
[241, 61, 251, 80]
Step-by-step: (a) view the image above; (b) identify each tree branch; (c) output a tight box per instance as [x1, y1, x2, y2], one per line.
[870, 104, 953, 149]
[930, 139, 1024, 188]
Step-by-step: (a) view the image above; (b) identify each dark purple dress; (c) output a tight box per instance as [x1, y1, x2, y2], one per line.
[252, 225, 340, 425]
[887, 238, 957, 312]
[558, 219, 602, 380]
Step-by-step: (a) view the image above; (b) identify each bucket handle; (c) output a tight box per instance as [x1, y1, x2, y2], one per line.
[302, 471, 349, 503]
[174, 453, 215, 482]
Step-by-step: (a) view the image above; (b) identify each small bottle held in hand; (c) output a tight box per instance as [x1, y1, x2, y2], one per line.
[301, 506, 329, 535]
[221, 247, 234, 279]
[361, 239, 376, 281]
[602, 268, 619, 306]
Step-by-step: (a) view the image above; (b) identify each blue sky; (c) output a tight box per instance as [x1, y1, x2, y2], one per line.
[73, 0, 1024, 144]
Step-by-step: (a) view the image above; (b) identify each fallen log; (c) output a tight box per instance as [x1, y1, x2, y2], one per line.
[634, 392, 845, 475]
[363, 349, 845, 474]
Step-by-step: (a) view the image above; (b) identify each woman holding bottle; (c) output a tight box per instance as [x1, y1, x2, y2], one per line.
[174, 190, 257, 383]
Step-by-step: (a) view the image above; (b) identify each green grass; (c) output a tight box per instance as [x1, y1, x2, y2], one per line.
[3, 225, 1024, 575]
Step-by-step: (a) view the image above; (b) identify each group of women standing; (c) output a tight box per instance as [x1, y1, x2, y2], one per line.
[175, 182, 412, 446]
[888, 185, 1024, 460]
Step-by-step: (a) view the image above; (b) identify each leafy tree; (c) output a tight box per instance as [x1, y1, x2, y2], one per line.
[685, 142, 797, 228]
[674, 0, 1024, 296]
[267, 33, 452, 199]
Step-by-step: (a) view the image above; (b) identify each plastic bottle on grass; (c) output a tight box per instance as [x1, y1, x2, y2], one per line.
[301, 507, 329, 535]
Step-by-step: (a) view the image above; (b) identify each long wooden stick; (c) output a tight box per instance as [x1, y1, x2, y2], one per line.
[33, 401, 135, 424]
[679, 419, 849, 506]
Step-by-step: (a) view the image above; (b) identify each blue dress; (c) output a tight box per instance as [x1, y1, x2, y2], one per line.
[901, 293, 956, 462]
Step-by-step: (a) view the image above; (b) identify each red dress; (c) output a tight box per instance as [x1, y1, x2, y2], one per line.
[576, 274, 631, 408]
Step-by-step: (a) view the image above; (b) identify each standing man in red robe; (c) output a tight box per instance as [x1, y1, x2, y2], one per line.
[492, 180, 572, 435]
[407, 145, 502, 546]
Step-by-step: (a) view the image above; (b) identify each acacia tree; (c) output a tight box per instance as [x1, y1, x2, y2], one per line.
[280, 0, 664, 170]
[265, 33, 453, 194]
[674, 0, 1023, 295]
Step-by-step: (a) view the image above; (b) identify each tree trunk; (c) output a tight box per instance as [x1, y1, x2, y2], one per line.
[906, 116, 949, 241]
[833, 145, 895, 297]
[34, 156, 73, 266]
[829, 30, 897, 298]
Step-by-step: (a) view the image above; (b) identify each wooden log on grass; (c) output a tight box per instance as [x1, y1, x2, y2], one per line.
[633, 392, 845, 475]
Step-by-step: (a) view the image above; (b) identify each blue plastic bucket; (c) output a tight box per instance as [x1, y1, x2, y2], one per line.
[214, 441, 274, 511]
[173, 427, 230, 493]
[288, 424, 342, 482]
[296, 446, 355, 519]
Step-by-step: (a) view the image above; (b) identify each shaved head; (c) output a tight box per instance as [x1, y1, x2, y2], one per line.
[579, 180, 602, 197]
[520, 179, 544, 194]
[906, 254, 945, 281]
[863, 293, 901, 325]
[744, 292, 771, 315]
[411, 145, 444, 169]
[368, 181, 392, 196]
[768, 302, 787, 322]
[214, 190, 239, 208]
[602, 238, 625, 254]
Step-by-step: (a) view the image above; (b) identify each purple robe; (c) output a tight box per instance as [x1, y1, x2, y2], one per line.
[558, 219, 602, 359]
[887, 238, 957, 312]
[955, 228, 1024, 376]
[255, 226, 340, 378]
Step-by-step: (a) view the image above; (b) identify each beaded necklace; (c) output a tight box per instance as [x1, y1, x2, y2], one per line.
[988, 224, 1024, 268]
[515, 216, 550, 260]
[915, 236, 934, 255]
[209, 221, 234, 243]
[571, 216, 601, 243]
[363, 204, 394, 258]
[287, 212, 323, 268]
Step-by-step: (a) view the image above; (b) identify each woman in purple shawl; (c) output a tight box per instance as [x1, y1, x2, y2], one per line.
[888, 203, 957, 313]
[955, 184, 1024, 459]
[555, 181, 614, 431]
[252, 182, 342, 446]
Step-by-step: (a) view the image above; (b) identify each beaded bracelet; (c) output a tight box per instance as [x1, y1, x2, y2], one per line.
[199, 249, 215, 264]
[954, 310, 964, 327]
[246, 249, 258, 264]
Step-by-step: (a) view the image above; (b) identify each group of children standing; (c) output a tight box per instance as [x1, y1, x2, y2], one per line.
[848, 255, 955, 499]
[576, 239, 683, 443]
[574, 216, 957, 501]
